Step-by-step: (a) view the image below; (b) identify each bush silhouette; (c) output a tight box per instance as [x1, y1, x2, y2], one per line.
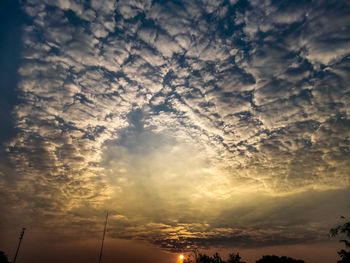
[0, 251, 10, 263]
[255, 255, 304, 263]
[183, 252, 245, 263]
[228, 252, 246, 263]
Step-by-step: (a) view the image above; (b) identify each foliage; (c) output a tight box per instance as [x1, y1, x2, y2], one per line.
[183, 251, 245, 263]
[0, 251, 10, 263]
[228, 252, 245, 263]
[255, 255, 304, 263]
[330, 216, 350, 263]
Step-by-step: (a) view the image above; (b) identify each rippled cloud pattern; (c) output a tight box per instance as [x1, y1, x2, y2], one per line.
[1, 0, 350, 252]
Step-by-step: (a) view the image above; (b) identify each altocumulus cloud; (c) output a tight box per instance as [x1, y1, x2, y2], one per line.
[1, 0, 350, 252]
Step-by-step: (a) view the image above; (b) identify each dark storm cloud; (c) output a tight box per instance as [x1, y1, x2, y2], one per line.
[0, 0, 349, 254]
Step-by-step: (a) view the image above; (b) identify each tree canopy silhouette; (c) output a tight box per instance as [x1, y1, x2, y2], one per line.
[255, 255, 304, 263]
[183, 252, 245, 263]
[0, 251, 10, 263]
[330, 216, 350, 263]
[227, 252, 245, 263]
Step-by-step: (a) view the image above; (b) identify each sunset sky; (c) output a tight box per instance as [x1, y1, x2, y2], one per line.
[0, 0, 349, 262]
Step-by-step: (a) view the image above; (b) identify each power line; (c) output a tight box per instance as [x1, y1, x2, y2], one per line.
[98, 211, 109, 263]
[13, 227, 26, 263]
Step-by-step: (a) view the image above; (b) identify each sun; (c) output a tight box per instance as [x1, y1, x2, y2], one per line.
[179, 254, 184, 259]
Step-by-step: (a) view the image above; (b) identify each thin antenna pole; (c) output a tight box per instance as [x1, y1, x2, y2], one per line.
[98, 211, 109, 263]
[13, 227, 26, 263]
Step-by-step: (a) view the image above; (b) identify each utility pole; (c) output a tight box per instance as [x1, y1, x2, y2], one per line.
[98, 211, 109, 263]
[13, 227, 26, 263]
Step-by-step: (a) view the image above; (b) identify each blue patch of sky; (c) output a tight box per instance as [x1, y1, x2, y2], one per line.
[0, 0, 29, 143]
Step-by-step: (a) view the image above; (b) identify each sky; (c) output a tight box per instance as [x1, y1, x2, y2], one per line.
[0, 0, 349, 262]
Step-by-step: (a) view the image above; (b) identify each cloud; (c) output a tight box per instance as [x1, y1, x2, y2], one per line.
[0, 0, 349, 254]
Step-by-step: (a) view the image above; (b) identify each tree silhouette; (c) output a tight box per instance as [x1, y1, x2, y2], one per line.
[183, 252, 245, 263]
[213, 252, 225, 263]
[330, 216, 350, 263]
[0, 251, 10, 263]
[228, 252, 245, 263]
[255, 255, 304, 263]
[197, 253, 212, 263]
